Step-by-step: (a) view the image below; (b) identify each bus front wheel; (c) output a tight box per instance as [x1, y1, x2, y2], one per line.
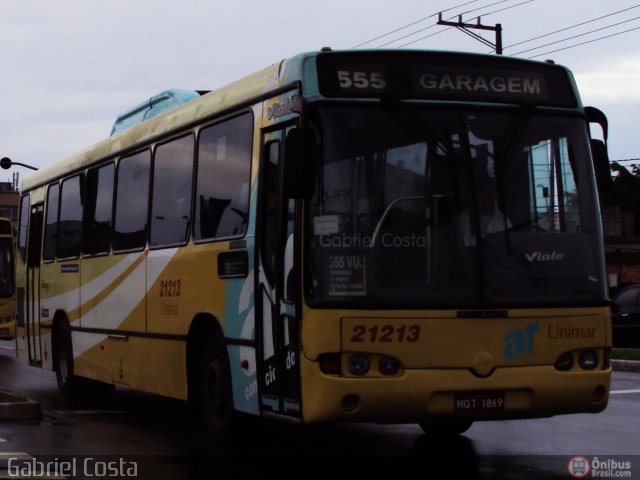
[418, 420, 473, 436]
[200, 334, 234, 438]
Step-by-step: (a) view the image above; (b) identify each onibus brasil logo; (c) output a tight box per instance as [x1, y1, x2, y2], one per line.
[568, 456, 633, 478]
[568, 457, 591, 478]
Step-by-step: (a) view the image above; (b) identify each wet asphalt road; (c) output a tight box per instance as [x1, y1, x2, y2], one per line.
[0, 341, 638, 479]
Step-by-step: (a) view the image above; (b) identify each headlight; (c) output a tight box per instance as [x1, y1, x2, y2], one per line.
[378, 356, 401, 376]
[554, 352, 573, 371]
[578, 350, 598, 370]
[347, 354, 370, 376]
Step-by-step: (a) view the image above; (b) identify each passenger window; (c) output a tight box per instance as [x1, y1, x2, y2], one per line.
[194, 113, 252, 240]
[83, 163, 114, 255]
[17, 195, 30, 263]
[43, 184, 60, 261]
[113, 150, 150, 251]
[58, 175, 83, 259]
[150, 135, 194, 247]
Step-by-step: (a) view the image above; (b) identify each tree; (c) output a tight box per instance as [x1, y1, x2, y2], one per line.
[601, 162, 640, 236]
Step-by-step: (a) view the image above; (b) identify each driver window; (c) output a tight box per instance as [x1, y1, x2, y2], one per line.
[527, 137, 579, 233]
[261, 141, 280, 286]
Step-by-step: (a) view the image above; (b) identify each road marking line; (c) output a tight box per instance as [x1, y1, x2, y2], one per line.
[0, 346, 15, 351]
[53, 409, 129, 415]
[610, 389, 640, 395]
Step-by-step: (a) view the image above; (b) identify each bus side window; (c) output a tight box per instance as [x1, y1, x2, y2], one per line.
[18, 194, 30, 264]
[150, 134, 194, 247]
[83, 163, 114, 256]
[194, 113, 252, 241]
[43, 184, 60, 262]
[113, 150, 150, 252]
[58, 175, 83, 259]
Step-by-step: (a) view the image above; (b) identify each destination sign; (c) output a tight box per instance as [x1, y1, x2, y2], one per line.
[410, 66, 549, 102]
[317, 52, 576, 107]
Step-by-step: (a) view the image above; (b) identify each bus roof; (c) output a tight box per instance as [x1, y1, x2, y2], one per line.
[20, 49, 578, 192]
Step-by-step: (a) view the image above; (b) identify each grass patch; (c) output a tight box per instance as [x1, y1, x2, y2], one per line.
[612, 348, 640, 361]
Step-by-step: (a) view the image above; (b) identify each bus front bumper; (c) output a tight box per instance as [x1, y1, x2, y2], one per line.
[300, 356, 611, 424]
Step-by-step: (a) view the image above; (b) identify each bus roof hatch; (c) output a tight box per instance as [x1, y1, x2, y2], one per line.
[110, 89, 204, 136]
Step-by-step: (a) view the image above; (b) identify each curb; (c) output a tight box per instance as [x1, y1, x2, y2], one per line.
[612, 359, 640, 373]
[0, 389, 42, 421]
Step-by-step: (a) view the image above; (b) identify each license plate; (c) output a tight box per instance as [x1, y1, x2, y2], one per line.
[455, 391, 505, 412]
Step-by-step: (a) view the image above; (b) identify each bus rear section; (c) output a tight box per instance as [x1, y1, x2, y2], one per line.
[0, 218, 15, 340]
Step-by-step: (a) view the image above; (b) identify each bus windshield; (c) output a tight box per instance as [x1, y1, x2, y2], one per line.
[306, 106, 606, 308]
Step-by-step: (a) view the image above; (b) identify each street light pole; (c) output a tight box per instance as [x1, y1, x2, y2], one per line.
[0, 157, 38, 171]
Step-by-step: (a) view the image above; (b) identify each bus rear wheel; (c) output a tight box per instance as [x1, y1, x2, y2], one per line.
[54, 320, 79, 399]
[418, 420, 473, 436]
[200, 334, 234, 438]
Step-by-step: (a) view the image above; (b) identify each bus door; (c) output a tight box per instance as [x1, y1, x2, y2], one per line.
[257, 128, 302, 418]
[25, 205, 44, 365]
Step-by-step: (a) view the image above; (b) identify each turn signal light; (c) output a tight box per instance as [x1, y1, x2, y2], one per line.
[319, 353, 341, 375]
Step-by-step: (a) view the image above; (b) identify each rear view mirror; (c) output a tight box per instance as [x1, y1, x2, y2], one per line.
[585, 106, 612, 192]
[283, 128, 316, 199]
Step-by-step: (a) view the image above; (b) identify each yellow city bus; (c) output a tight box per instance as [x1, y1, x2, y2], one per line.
[0, 217, 15, 339]
[16, 49, 612, 436]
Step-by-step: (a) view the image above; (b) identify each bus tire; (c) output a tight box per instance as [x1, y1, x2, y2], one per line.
[418, 420, 473, 436]
[200, 333, 234, 438]
[54, 320, 79, 399]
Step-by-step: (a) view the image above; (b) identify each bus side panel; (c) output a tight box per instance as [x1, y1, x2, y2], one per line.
[223, 235, 258, 415]
[144, 243, 222, 400]
[74, 252, 146, 384]
[39, 259, 80, 370]
[76, 254, 135, 383]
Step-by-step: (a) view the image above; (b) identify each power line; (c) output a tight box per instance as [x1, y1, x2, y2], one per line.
[396, 0, 534, 49]
[376, 0, 515, 48]
[612, 158, 640, 163]
[352, 0, 481, 48]
[503, 5, 640, 50]
[439, 0, 536, 54]
[395, 27, 451, 48]
[528, 25, 640, 59]
[358, 1, 640, 61]
[467, 0, 535, 22]
[511, 14, 640, 56]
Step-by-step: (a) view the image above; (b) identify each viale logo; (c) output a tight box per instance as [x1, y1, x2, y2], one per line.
[525, 251, 565, 262]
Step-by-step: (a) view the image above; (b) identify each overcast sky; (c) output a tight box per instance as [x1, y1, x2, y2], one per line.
[1, 0, 638, 182]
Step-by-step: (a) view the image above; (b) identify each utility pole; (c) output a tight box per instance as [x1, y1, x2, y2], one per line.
[437, 13, 503, 55]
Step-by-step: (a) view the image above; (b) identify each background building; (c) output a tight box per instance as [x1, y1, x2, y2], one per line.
[0, 176, 19, 230]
